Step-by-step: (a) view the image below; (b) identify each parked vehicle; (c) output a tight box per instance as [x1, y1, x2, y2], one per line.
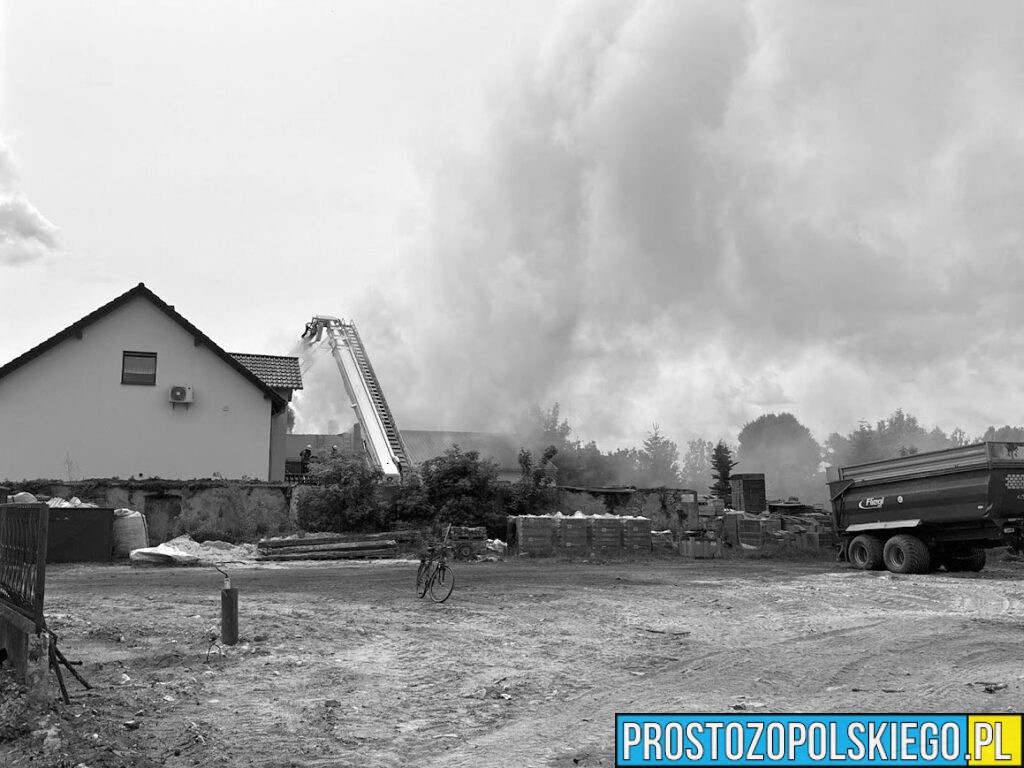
[827, 442, 1024, 573]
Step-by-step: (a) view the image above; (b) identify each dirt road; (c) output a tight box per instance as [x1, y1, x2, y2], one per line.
[4, 554, 1024, 767]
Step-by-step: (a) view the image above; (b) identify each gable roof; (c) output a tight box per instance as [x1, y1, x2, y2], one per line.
[0, 282, 289, 409]
[230, 353, 303, 390]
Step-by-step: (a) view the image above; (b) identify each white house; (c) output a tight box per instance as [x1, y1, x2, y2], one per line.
[0, 283, 301, 483]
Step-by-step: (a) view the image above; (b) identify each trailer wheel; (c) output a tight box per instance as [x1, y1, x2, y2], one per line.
[883, 534, 930, 574]
[946, 546, 986, 572]
[848, 535, 884, 570]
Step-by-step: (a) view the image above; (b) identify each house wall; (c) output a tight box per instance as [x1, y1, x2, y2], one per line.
[0, 297, 274, 481]
[269, 409, 288, 482]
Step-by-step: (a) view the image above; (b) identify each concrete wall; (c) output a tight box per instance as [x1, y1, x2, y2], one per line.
[0, 296, 274, 481]
[35, 480, 294, 544]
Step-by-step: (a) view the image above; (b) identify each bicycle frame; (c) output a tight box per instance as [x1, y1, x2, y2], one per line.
[416, 525, 455, 602]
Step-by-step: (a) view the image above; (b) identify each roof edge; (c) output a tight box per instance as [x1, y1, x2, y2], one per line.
[0, 282, 287, 408]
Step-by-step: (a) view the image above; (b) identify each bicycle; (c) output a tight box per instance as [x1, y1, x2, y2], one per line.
[416, 527, 456, 603]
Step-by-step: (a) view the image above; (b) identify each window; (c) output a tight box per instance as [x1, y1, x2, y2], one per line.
[122, 351, 157, 385]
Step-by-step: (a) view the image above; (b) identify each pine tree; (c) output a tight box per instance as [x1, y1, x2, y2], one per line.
[710, 441, 737, 505]
[638, 424, 681, 487]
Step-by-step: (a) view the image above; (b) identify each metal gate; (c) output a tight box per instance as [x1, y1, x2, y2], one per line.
[0, 502, 48, 632]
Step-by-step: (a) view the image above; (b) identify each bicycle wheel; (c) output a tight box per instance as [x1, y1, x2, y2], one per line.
[415, 560, 429, 598]
[429, 563, 455, 603]
[417, 561, 434, 598]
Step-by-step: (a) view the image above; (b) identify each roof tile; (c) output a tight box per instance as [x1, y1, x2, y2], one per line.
[230, 353, 303, 390]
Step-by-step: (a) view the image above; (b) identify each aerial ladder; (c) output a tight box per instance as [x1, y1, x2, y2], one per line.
[301, 315, 409, 479]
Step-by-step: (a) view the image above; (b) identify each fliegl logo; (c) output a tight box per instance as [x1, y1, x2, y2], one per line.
[615, 713, 1024, 767]
[858, 497, 885, 510]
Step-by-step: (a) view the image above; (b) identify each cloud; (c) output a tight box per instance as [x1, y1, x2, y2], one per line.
[0, 139, 60, 266]
[347, 0, 1024, 448]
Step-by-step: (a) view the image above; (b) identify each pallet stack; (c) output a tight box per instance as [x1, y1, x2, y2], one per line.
[651, 530, 675, 551]
[736, 517, 765, 548]
[554, 517, 589, 554]
[622, 517, 653, 555]
[679, 539, 721, 559]
[508, 516, 556, 556]
[589, 517, 623, 557]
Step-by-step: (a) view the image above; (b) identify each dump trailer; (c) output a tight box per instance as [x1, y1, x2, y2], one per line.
[828, 442, 1024, 574]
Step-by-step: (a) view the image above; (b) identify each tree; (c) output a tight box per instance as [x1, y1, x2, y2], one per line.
[605, 447, 641, 486]
[514, 402, 573, 456]
[737, 413, 823, 504]
[637, 424, 681, 487]
[388, 472, 433, 525]
[294, 455, 384, 532]
[558, 440, 614, 487]
[418, 445, 503, 533]
[826, 410, 963, 469]
[949, 427, 971, 446]
[874, 409, 931, 458]
[710, 441, 737, 505]
[679, 438, 713, 491]
[513, 403, 647, 487]
[508, 445, 558, 516]
[979, 425, 1024, 443]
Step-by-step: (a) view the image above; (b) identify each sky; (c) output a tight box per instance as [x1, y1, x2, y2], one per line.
[3, 0, 1024, 452]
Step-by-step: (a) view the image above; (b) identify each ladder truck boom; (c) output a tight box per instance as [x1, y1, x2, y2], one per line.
[302, 315, 409, 478]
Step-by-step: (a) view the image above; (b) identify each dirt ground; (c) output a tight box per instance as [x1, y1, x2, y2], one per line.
[4, 551, 1024, 767]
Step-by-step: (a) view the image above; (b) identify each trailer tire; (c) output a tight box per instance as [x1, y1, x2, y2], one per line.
[883, 534, 930, 574]
[946, 547, 986, 572]
[848, 535, 884, 570]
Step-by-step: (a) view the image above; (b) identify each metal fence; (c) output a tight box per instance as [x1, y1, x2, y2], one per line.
[0, 502, 48, 632]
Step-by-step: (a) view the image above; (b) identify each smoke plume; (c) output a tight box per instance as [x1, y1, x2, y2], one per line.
[348, 0, 1024, 448]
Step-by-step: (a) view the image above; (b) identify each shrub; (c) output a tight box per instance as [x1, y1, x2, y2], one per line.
[295, 456, 385, 533]
[387, 473, 434, 526]
[419, 445, 505, 534]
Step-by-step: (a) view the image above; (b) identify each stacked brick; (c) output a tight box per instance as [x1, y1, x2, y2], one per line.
[622, 518, 653, 555]
[507, 514, 653, 558]
[507, 516, 556, 556]
[589, 517, 624, 557]
[554, 517, 589, 554]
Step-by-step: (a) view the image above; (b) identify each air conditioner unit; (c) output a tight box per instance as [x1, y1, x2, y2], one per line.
[169, 385, 194, 404]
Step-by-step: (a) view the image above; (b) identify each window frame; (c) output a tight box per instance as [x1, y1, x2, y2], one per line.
[121, 350, 158, 386]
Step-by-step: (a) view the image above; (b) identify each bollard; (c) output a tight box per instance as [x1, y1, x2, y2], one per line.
[220, 574, 238, 646]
